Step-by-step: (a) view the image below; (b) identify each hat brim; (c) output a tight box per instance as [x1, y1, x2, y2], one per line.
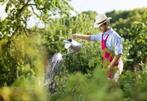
[94, 17, 111, 28]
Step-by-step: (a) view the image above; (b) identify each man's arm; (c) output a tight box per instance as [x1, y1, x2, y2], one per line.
[72, 34, 91, 41]
[108, 54, 121, 69]
[109, 34, 123, 68]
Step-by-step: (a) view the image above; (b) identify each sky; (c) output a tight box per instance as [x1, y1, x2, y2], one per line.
[70, 0, 147, 13]
[0, 0, 147, 28]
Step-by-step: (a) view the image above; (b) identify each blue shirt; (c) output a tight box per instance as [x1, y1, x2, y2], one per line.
[90, 28, 123, 55]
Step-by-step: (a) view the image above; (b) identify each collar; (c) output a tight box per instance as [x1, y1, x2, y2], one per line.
[102, 28, 112, 35]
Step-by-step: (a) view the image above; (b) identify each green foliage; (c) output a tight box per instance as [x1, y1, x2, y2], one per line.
[0, 32, 45, 86]
[0, 39, 17, 86]
[0, 76, 49, 101]
[119, 71, 147, 101]
[52, 68, 123, 101]
[63, 41, 102, 73]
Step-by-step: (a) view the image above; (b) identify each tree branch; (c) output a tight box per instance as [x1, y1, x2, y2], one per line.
[16, 0, 31, 18]
[30, 5, 40, 17]
[28, 3, 44, 10]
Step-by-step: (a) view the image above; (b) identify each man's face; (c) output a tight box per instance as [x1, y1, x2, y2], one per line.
[99, 22, 108, 33]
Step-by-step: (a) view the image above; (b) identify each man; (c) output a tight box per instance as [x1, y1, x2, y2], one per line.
[72, 14, 123, 82]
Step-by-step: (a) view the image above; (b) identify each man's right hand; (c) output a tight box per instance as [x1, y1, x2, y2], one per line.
[71, 34, 79, 39]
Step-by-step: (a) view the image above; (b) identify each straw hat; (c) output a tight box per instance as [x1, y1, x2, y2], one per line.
[94, 14, 111, 28]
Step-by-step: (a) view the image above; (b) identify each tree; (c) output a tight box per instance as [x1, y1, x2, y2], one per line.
[0, 0, 73, 38]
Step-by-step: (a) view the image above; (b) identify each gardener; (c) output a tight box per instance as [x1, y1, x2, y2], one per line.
[72, 13, 123, 82]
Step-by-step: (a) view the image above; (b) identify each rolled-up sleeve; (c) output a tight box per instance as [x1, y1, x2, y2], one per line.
[112, 35, 123, 55]
[89, 34, 101, 41]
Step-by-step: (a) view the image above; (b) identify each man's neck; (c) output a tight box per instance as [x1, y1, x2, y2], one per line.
[102, 27, 110, 33]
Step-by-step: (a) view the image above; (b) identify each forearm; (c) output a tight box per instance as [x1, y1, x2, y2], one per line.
[72, 34, 91, 41]
[109, 54, 121, 68]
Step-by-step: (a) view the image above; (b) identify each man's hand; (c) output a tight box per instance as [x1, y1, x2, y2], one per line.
[108, 64, 114, 73]
[109, 54, 121, 68]
[108, 64, 112, 69]
[72, 34, 79, 39]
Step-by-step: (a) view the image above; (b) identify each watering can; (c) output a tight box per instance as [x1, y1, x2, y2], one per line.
[64, 39, 82, 52]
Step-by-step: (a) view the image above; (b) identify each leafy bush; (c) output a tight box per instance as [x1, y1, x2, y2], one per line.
[52, 68, 123, 101]
[0, 32, 45, 86]
[119, 71, 147, 101]
[0, 76, 49, 101]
